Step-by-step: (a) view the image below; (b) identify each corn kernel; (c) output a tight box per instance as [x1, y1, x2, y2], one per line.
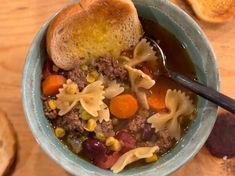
[106, 137, 121, 151]
[145, 154, 158, 163]
[90, 70, 99, 79]
[84, 119, 97, 132]
[66, 83, 78, 94]
[81, 111, 92, 121]
[81, 64, 89, 71]
[110, 140, 121, 152]
[48, 100, 57, 110]
[106, 136, 116, 146]
[55, 127, 65, 138]
[95, 132, 106, 142]
[86, 74, 96, 83]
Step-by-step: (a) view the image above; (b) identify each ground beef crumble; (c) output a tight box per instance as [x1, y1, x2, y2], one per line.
[67, 65, 88, 90]
[137, 130, 174, 155]
[127, 115, 147, 133]
[156, 130, 174, 154]
[55, 109, 85, 134]
[95, 120, 115, 137]
[91, 57, 127, 81]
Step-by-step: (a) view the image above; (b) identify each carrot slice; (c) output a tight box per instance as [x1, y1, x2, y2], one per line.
[147, 85, 167, 111]
[42, 75, 66, 96]
[110, 94, 138, 119]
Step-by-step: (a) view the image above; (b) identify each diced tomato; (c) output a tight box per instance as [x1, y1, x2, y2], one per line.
[141, 66, 152, 78]
[42, 59, 53, 79]
[94, 152, 120, 169]
[115, 131, 136, 154]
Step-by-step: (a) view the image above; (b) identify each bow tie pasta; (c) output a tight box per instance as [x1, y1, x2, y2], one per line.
[128, 38, 159, 67]
[147, 89, 195, 140]
[104, 80, 125, 99]
[125, 65, 155, 109]
[94, 103, 110, 122]
[56, 80, 105, 117]
[121, 38, 158, 109]
[111, 146, 159, 173]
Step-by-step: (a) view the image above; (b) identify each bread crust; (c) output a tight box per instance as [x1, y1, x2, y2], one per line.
[0, 111, 17, 176]
[46, 3, 83, 57]
[46, 0, 143, 70]
[186, 0, 235, 23]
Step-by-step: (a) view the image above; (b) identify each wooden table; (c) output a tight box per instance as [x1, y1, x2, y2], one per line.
[0, 0, 234, 175]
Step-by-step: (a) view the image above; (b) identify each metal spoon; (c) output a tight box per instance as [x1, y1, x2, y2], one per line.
[147, 37, 235, 114]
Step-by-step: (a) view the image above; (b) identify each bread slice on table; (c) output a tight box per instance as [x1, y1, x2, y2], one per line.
[0, 111, 16, 176]
[47, 0, 143, 70]
[186, 0, 235, 23]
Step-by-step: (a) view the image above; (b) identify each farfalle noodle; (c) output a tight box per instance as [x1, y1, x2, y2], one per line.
[125, 65, 155, 109]
[104, 80, 124, 99]
[111, 146, 159, 173]
[56, 80, 105, 117]
[56, 80, 79, 116]
[95, 103, 110, 122]
[128, 38, 159, 67]
[80, 81, 105, 117]
[56, 100, 78, 116]
[147, 89, 195, 140]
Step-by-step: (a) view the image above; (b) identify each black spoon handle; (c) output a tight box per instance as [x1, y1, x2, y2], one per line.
[169, 70, 235, 114]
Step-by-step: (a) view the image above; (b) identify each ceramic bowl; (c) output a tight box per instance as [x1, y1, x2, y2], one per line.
[22, 0, 219, 175]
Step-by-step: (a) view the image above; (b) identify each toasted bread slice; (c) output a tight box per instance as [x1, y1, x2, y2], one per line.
[47, 0, 143, 70]
[0, 111, 16, 176]
[186, 0, 235, 23]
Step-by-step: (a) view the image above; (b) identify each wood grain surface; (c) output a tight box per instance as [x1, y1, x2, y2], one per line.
[0, 0, 234, 175]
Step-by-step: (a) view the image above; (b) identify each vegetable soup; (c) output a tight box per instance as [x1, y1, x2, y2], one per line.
[41, 19, 197, 173]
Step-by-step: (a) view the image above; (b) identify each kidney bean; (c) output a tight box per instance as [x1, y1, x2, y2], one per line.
[82, 138, 107, 159]
[94, 152, 120, 169]
[42, 59, 53, 79]
[116, 131, 136, 154]
[141, 123, 155, 141]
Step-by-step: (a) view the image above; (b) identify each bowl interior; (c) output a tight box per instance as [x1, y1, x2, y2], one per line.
[22, 0, 219, 176]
